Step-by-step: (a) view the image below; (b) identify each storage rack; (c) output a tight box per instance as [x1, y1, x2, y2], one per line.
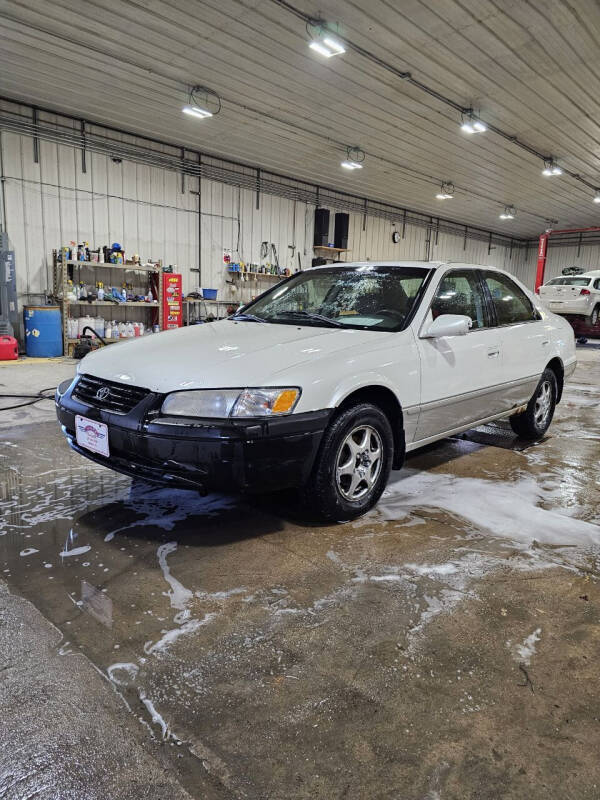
[52, 248, 163, 355]
[184, 298, 232, 325]
[313, 246, 351, 263]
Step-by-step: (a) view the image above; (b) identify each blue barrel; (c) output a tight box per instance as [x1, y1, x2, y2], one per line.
[24, 306, 63, 357]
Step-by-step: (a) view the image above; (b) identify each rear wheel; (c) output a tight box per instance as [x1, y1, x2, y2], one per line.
[588, 305, 600, 326]
[304, 402, 393, 522]
[509, 369, 557, 440]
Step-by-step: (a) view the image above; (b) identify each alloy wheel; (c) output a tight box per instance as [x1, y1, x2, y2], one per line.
[335, 425, 383, 501]
[534, 380, 553, 428]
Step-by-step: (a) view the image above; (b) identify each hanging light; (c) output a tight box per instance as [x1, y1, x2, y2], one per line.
[499, 205, 516, 220]
[341, 146, 365, 171]
[308, 24, 346, 58]
[182, 86, 221, 120]
[183, 105, 213, 119]
[460, 110, 486, 134]
[436, 181, 454, 199]
[542, 158, 562, 176]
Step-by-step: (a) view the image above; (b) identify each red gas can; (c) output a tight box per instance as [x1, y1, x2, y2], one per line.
[0, 335, 18, 361]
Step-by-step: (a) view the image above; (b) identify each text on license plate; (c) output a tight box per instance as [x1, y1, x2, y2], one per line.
[75, 415, 110, 457]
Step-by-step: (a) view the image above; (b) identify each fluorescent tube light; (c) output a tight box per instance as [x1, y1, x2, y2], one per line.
[341, 160, 363, 170]
[309, 41, 334, 57]
[182, 105, 213, 119]
[322, 36, 345, 54]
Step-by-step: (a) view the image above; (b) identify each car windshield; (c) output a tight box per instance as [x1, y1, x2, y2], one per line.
[238, 266, 430, 332]
[546, 277, 591, 286]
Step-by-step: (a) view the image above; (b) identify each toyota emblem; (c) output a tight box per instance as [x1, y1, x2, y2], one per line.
[95, 386, 110, 401]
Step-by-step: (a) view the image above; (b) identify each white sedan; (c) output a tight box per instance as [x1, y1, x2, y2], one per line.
[538, 270, 600, 325]
[56, 261, 576, 521]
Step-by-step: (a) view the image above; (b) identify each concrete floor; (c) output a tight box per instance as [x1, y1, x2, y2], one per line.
[1, 347, 599, 800]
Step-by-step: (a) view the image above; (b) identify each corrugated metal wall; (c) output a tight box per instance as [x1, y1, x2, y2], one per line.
[1, 124, 533, 313]
[523, 240, 600, 285]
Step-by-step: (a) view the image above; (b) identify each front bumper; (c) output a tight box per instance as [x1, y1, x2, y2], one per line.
[55, 378, 331, 493]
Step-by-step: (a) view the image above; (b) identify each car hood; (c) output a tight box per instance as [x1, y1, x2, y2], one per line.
[78, 320, 388, 393]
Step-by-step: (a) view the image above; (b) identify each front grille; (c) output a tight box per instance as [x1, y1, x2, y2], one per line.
[73, 374, 150, 415]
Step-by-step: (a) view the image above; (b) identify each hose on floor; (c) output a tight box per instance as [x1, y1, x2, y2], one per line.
[0, 387, 57, 412]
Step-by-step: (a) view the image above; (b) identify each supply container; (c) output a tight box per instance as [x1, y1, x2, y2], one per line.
[24, 306, 63, 357]
[0, 335, 18, 361]
[78, 315, 95, 338]
[202, 288, 218, 300]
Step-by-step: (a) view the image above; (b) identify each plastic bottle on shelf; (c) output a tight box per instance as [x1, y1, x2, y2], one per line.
[126, 321, 135, 338]
[138, 322, 145, 336]
[105, 322, 112, 340]
[97, 282, 105, 301]
[118, 322, 126, 338]
[133, 322, 140, 337]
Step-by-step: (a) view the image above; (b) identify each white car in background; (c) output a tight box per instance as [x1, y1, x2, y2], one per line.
[538, 271, 600, 325]
[56, 262, 577, 521]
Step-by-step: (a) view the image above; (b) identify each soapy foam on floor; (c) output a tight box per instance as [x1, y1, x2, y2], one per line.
[508, 628, 542, 665]
[378, 469, 600, 549]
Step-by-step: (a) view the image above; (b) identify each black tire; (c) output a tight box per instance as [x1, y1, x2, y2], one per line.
[577, 337, 588, 345]
[588, 305, 600, 327]
[303, 402, 394, 522]
[509, 368, 557, 440]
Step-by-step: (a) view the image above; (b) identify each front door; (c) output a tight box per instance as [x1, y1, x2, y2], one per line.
[415, 269, 504, 441]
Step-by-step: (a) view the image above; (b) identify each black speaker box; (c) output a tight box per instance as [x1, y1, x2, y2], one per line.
[314, 208, 330, 247]
[334, 212, 349, 249]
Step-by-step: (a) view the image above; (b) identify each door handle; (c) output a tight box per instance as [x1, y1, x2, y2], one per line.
[487, 348, 500, 358]
[542, 340, 550, 346]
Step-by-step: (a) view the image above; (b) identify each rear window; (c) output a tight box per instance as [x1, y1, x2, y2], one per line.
[545, 277, 590, 286]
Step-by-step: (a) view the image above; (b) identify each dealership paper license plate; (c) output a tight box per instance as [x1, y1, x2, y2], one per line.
[75, 415, 110, 457]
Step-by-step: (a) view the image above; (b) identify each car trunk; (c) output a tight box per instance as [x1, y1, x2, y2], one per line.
[539, 278, 591, 304]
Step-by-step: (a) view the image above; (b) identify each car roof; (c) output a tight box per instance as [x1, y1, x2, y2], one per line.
[309, 260, 491, 271]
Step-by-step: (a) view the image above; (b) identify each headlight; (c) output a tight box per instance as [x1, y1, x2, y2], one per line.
[161, 388, 300, 418]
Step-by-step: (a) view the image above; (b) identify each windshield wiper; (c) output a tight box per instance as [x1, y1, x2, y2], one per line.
[272, 310, 343, 328]
[230, 313, 267, 323]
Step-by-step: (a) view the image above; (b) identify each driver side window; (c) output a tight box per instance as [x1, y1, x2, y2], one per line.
[430, 270, 487, 330]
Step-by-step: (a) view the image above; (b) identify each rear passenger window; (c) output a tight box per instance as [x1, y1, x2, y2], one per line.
[594, 279, 600, 290]
[431, 271, 488, 329]
[484, 273, 538, 325]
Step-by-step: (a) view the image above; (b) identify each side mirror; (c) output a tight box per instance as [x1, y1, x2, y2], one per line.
[422, 314, 472, 338]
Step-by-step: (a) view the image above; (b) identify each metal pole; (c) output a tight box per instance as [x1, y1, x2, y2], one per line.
[535, 233, 549, 291]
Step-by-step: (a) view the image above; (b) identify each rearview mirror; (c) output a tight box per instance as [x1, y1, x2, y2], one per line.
[421, 314, 472, 338]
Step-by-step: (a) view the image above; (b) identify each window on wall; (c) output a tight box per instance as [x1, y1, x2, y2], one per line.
[484, 272, 539, 325]
[430, 270, 488, 329]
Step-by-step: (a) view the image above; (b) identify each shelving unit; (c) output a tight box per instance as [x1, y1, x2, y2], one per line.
[227, 270, 284, 282]
[184, 298, 233, 325]
[313, 246, 351, 263]
[52, 248, 163, 355]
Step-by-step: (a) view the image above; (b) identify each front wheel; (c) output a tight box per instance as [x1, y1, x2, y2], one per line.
[509, 369, 557, 440]
[304, 402, 393, 522]
[588, 305, 600, 327]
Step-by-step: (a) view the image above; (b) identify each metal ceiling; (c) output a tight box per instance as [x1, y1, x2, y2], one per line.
[1, 0, 599, 238]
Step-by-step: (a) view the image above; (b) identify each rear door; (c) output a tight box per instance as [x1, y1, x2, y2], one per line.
[415, 268, 504, 441]
[481, 271, 548, 408]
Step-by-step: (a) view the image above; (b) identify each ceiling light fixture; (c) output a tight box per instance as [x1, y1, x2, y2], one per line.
[182, 85, 221, 120]
[436, 181, 454, 199]
[499, 205, 516, 220]
[593, 190, 600, 204]
[341, 145, 365, 171]
[542, 158, 562, 176]
[307, 20, 346, 58]
[460, 110, 487, 134]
